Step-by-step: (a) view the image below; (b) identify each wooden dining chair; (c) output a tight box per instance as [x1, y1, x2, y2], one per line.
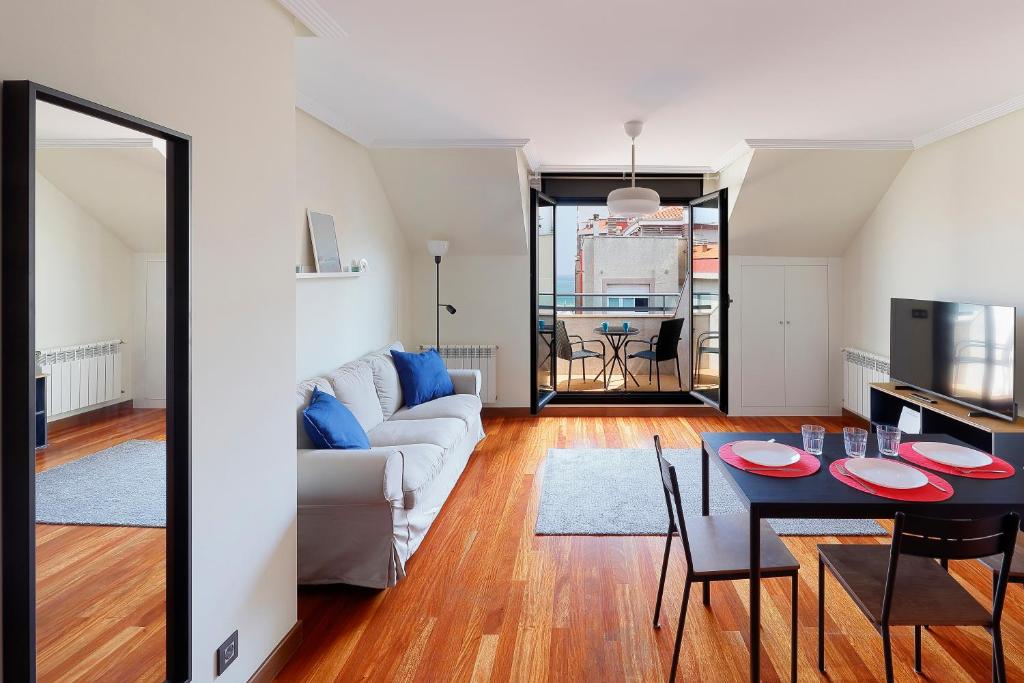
[652, 435, 800, 683]
[818, 512, 1019, 683]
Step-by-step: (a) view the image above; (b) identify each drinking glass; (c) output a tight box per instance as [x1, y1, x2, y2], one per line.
[843, 427, 868, 458]
[876, 424, 902, 457]
[601, 321, 609, 332]
[801, 424, 825, 456]
[622, 321, 631, 332]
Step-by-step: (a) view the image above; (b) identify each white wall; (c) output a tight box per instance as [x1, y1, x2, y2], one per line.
[295, 110, 410, 379]
[1, 2, 299, 681]
[412, 254, 531, 407]
[35, 173, 135, 372]
[843, 108, 1024, 410]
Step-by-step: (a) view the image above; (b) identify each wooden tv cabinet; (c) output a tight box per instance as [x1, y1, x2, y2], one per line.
[869, 382, 1024, 458]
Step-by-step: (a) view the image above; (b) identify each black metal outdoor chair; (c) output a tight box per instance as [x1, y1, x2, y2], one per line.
[555, 320, 606, 390]
[624, 318, 685, 391]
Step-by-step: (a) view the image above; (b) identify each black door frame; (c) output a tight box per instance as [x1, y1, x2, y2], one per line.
[529, 189, 557, 414]
[688, 187, 729, 413]
[1, 81, 192, 683]
[529, 173, 707, 406]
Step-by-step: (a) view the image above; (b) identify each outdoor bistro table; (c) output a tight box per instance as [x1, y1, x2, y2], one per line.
[595, 326, 639, 389]
[699, 431, 1024, 682]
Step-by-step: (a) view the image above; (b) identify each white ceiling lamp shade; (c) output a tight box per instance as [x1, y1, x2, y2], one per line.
[607, 120, 661, 218]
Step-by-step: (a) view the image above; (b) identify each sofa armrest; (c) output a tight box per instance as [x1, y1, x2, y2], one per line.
[297, 447, 404, 506]
[448, 369, 481, 397]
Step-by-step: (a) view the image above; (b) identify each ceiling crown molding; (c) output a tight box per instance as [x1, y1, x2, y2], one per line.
[913, 93, 1024, 148]
[277, 0, 348, 38]
[744, 138, 914, 151]
[712, 140, 753, 173]
[370, 138, 531, 149]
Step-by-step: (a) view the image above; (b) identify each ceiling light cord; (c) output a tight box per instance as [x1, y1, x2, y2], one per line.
[631, 138, 636, 186]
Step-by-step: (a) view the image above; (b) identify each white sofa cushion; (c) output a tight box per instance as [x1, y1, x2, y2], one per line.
[391, 393, 483, 426]
[296, 378, 334, 449]
[367, 418, 466, 452]
[325, 360, 384, 432]
[368, 345, 405, 419]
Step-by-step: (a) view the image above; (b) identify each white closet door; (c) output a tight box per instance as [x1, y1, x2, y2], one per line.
[741, 265, 786, 406]
[784, 265, 829, 406]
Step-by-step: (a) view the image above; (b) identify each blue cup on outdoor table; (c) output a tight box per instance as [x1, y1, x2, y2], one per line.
[622, 321, 631, 332]
[601, 321, 609, 332]
[538, 319, 545, 330]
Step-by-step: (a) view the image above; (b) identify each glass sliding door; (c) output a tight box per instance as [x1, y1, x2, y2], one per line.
[689, 188, 729, 411]
[531, 190, 557, 413]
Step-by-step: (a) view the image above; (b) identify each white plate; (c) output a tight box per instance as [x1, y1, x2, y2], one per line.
[845, 458, 928, 490]
[911, 442, 993, 468]
[731, 441, 801, 467]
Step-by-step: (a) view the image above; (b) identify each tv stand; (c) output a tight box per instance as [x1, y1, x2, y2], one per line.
[869, 382, 1024, 457]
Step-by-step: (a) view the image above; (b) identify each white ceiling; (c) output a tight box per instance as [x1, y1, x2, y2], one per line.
[727, 148, 911, 256]
[369, 148, 529, 255]
[292, 0, 1024, 169]
[36, 101, 154, 144]
[37, 148, 166, 253]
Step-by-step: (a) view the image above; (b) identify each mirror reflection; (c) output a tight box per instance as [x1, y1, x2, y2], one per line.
[34, 100, 167, 682]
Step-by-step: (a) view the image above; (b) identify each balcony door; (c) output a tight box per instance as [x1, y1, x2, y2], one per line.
[688, 188, 728, 411]
[530, 190, 557, 413]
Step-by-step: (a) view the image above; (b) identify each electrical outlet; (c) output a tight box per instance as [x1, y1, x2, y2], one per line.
[217, 630, 239, 675]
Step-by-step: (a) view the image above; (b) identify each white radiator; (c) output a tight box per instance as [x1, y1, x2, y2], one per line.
[420, 344, 498, 404]
[842, 347, 890, 419]
[36, 340, 126, 418]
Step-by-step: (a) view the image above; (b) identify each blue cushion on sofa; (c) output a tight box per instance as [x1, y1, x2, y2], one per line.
[389, 348, 455, 408]
[302, 386, 370, 449]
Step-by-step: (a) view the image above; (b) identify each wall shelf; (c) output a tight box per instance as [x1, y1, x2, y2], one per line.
[296, 271, 362, 280]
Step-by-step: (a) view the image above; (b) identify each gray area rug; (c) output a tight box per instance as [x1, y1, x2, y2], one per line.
[535, 448, 884, 536]
[36, 439, 165, 528]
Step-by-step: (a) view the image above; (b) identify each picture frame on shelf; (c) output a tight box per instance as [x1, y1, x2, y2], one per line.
[307, 209, 342, 273]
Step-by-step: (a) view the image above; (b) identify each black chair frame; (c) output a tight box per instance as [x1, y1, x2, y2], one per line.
[653, 435, 798, 683]
[625, 318, 685, 391]
[818, 511, 1019, 683]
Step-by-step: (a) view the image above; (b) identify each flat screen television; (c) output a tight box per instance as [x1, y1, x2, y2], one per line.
[890, 298, 1017, 421]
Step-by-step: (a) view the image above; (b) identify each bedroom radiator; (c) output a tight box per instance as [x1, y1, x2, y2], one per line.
[842, 347, 890, 419]
[36, 340, 126, 418]
[420, 344, 498, 404]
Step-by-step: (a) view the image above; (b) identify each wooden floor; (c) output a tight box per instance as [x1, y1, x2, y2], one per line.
[277, 414, 1023, 682]
[36, 405, 166, 683]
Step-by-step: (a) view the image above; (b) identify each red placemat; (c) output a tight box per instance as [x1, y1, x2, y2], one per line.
[829, 458, 953, 501]
[719, 442, 820, 478]
[898, 442, 1015, 479]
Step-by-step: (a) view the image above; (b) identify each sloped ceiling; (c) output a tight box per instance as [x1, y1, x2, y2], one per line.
[36, 148, 165, 253]
[726, 149, 911, 256]
[369, 147, 528, 255]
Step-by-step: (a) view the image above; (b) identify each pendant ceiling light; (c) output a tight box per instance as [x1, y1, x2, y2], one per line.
[607, 120, 660, 217]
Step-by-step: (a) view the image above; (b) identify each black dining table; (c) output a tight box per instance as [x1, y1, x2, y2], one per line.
[699, 431, 1024, 682]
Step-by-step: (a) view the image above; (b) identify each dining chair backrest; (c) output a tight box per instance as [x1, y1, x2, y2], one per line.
[653, 435, 694, 569]
[554, 320, 572, 362]
[655, 318, 686, 361]
[882, 511, 1020, 625]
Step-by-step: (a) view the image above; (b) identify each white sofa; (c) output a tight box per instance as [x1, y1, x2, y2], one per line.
[295, 342, 484, 588]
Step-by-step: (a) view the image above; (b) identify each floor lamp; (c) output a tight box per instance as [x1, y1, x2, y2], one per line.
[428, 240, 456, 349]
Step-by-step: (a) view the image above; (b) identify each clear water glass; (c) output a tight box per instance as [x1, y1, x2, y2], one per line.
[801, 424, 825, 456]
[843, 427, 868, 458]
[876, 424, 902, 457]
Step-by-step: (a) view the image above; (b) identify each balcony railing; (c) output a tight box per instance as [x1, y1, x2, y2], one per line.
[540, 292, 681, 315]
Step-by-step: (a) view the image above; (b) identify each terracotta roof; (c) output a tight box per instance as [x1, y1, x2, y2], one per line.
[641, 206, 686, 221]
